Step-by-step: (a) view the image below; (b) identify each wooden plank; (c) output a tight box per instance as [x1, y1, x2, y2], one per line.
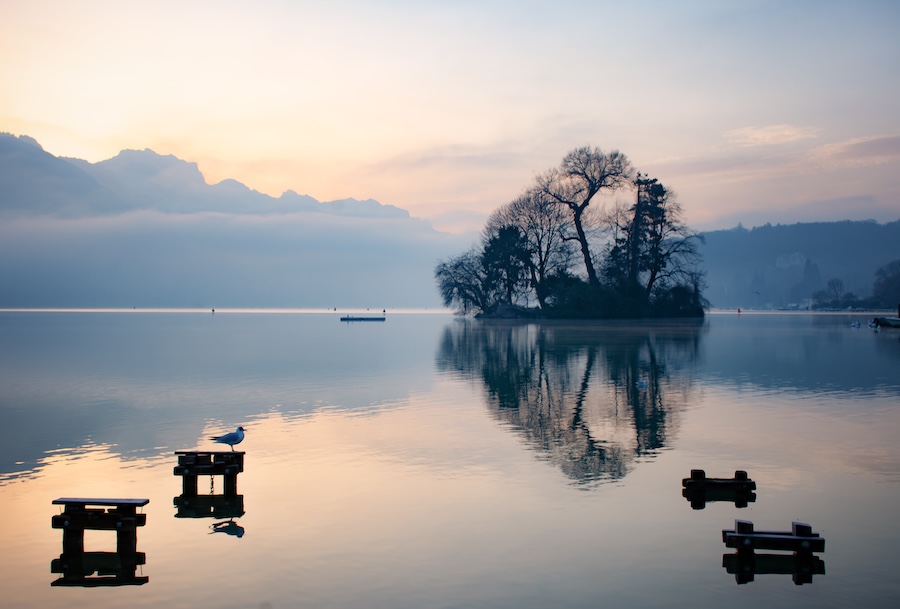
[53, 498, 149, 508]
[175, 451, 245, 456]
[175, 451, 244, 471]
[52, 513, 146, 530]
[174, 463, 243, 476]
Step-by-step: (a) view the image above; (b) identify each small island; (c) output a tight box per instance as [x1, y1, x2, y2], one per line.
[435, 146, 706, 319]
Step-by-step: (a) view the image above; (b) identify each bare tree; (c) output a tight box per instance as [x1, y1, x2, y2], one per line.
[826, 277, 845, 302]
[435, 248, 494, 314]
[538, 146, 634, 285]
[486, 187, 576, 308]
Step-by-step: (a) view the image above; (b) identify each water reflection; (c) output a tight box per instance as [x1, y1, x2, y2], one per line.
[702, 313, 900, 396]
[210, 518, 245, 538]
[437, 319, 705, 484]
[722, 551, 825, 585]
[174, 494, 245, 520]
[0, 312, 441, 481]
[51, 550, 148, 587]
[173, 450, 246, 537]
[50, 498, 149, 587]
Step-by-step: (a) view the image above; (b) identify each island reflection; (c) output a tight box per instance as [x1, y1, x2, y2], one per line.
[437, 319, 706, 485]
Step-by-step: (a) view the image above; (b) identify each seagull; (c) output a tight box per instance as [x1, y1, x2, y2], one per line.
[210, 426, 245, 451]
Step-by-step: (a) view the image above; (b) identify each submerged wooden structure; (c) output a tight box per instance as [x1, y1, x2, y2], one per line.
[682, 469, 757, 509]
[173, 451, 244, 496]
[173, 450, 245, 519]
[340, 315, 386, 322]
[721, 520, 826, 585]
[722, 520, 825, 553]
[50, 497, 149, 586]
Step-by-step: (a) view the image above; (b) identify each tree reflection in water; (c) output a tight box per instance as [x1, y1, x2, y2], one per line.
[437, 319, 706, 485]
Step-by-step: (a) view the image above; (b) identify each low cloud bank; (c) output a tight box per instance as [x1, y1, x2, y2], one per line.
[0, 210, 468, 308]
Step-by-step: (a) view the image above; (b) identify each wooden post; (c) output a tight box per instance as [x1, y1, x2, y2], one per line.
[62, 528, 85, 555]
[182, 474, 199, 497]
[224, 472, 238, 496]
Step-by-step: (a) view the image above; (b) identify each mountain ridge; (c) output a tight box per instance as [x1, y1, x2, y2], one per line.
[0, 132, 411, 220]
[699, 219, 900, 308]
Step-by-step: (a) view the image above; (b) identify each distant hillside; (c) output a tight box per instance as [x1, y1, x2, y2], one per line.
[0, 133, 468, 308]
[700, 220, 900, 309]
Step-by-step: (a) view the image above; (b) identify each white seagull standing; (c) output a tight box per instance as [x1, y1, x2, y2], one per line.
[210, 426, 245, 451]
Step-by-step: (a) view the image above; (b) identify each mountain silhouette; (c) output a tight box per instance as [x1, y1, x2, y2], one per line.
[0, 132, 410, 219]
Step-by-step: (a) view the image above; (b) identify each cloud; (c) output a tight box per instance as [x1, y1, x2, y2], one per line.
[724, 124, 819, 147]
[0, 211, 470, 308]
[813, 134, 900, 167]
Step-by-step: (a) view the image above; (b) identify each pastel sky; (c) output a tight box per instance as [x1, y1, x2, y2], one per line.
[3, 0, 899, 233]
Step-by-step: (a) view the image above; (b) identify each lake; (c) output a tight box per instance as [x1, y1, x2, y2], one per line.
[1, 310, 899, 608]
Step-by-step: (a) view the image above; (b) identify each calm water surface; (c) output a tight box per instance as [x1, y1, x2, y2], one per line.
[1, 310, 898, 608]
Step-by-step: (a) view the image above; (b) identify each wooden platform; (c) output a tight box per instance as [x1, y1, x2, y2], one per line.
[174, 451, 244, 496]
[682, 470, 757, 509]
[53, 497, 148, 511]
[682, 469, 756, 491]
[51, 497, 149, 586]
[52, 498, 149, 544]
[722, 520, 825, 553]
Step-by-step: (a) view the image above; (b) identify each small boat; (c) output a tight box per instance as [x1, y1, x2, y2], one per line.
[340, 316, 386, 322]
[873, 317, 900, 328]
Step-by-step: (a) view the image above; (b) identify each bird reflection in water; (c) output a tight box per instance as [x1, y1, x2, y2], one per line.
[210, 518, 245, 538]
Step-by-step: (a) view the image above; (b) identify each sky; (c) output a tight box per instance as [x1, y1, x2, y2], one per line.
[2, 0, 900, 233]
